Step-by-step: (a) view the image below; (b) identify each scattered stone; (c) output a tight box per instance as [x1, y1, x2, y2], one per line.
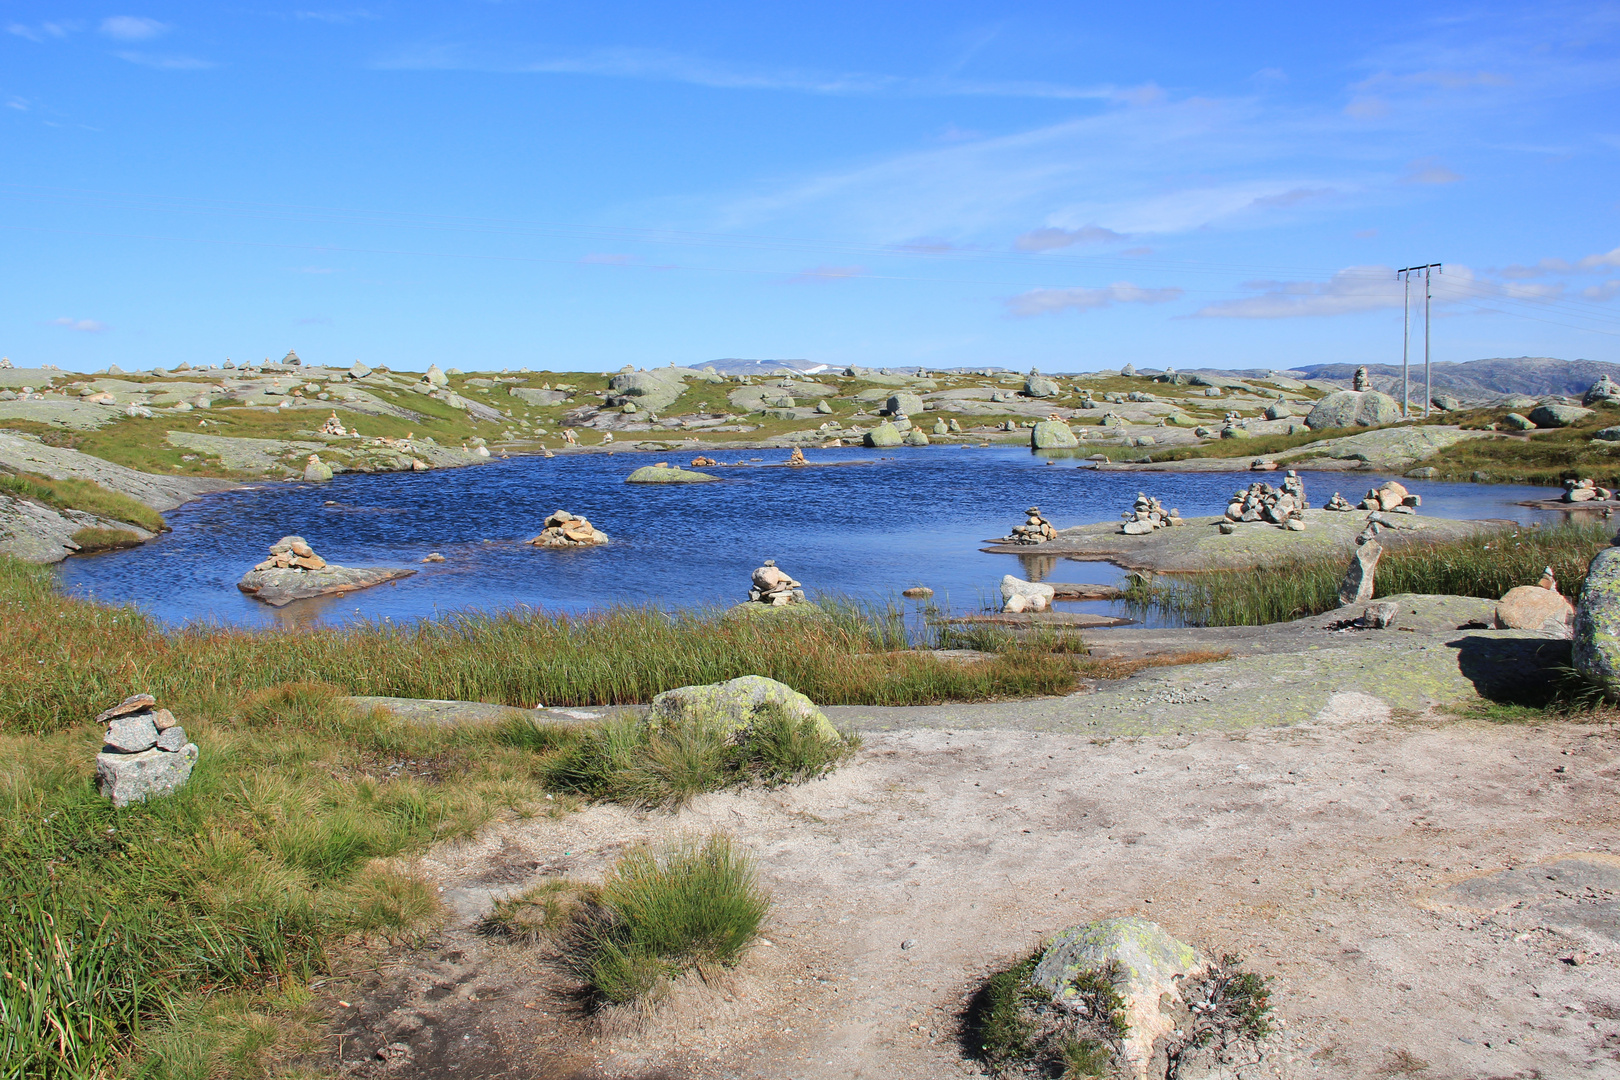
[422, 364, 449, 388]
[1337, 531, 1383, 607]
[1119, 492, 1182, 534]
[1530, 402, 1593, 428]
[528, 510, 609, 548]
[1405, 466, 1439, 479]
[1495, 582, 1574, 636]
[647, 675, 838, 743]
[1223, 472, 1309, 527]
[749, 559, 806, 605]
[1563, 478, 1613, 503]
[1358, 481, 1421, 512]
[94, 691, 198, 807]
[902, 586, 933, 598]
[864, 422, 904, 448]
[1217, 521, 1236, 534]
[1030, 916, 1206, 1078]
[1030, 419, 1078, 449]
[1356, 601, 1400, 629]
[1001, 575, 1054, 613]
[815, 399, 833, 414]
[625, 464, 720, 483]
[886, 392, 925, 417]
[690, 456, 718, 467]
[422, 552, 446, 562]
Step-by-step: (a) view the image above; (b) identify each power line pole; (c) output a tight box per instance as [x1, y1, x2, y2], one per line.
[1397, 269, 1411, 417]
[1398, 262, 1441, 417]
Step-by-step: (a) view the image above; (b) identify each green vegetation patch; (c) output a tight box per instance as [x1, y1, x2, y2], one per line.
[1123, 519, 1610, 627]
[0, 469, 166, 531]
[1408, 401, 1620, 486]
[70, 527, 144, 552]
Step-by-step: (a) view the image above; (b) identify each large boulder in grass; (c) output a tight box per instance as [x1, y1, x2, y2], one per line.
[647, 675, 839, 743]
[1030, 420, 1079, 449]
[1575, 547, 1620, 690]
[96, 743, 199, 807]
[1495, 585, 1574, 635]
[1031, 917, 1206, 1078]
[1305, 390, 1401, 429]
[1530, 403, 1593, 429]
[864, 422, 904, 448]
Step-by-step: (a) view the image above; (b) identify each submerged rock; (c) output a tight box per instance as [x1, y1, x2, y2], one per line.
[625, 464, 719, 483]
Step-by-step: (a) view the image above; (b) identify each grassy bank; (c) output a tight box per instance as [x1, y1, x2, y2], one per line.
[1122, 519, 1611, 626]
[0, 469, 167, 532]
[1400, 402, 1620, 486]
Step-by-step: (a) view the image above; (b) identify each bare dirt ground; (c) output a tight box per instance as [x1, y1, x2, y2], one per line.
[316, 703, 1620, 1080]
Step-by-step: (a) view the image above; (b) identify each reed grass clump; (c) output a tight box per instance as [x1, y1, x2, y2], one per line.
[1123, 520, 1611, 627]
[578, 834, 769, 1004]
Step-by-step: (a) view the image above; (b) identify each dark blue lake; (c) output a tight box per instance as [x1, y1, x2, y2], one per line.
[56, 446, 1564, 629]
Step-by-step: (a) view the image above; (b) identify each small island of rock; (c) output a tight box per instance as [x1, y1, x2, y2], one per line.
[237, 535, 414, 607]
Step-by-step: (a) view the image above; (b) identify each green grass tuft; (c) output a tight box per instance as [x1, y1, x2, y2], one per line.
[1, 469, 166, 532]
[70, 527, 145, 552]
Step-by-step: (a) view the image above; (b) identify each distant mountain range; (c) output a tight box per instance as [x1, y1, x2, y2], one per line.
[1291, 357, 1620, 402]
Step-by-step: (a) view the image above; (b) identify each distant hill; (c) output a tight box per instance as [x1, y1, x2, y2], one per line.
[1293, 357, 1620, 402]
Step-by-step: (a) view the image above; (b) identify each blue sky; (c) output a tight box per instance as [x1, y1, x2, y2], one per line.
[3, 2, 1619, 374]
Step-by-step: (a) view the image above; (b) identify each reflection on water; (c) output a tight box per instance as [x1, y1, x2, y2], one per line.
[57, 445, 1563, 629]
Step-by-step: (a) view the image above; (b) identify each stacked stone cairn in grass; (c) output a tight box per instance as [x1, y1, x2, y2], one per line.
[1222, 471, 1309, 532]
[527, 510, 609, 548]
[1004, 505, 1058, 545]
[749, 559, 805, 605]
[1563, 478, 1614, 503]
[1119, 492, 1183, 534]
[1323, 492, 1355, 512]
[319, 411, 351, 436]
[95, 693, 199, 807]
[1358, 480, 1422, 514]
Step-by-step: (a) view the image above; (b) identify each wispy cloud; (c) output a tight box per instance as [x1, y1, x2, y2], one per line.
[784, 265, 865, 284]
[1015, 225, 1127, 252]
[114, 51, 216, 70]
[1402, 156, 1462, 184]
[99, 16, 167, 40]
[893, 238, 963, 254]
[1584, 281, 1620, 302]
[374, 45, 1125, 100]
[51, 317, 109, 333]
[1195, 267, 1402, 318]
[8, 20, 78, 42]
[1008, 282, 1182, 317]
[6, 97, 27, 111]
[1501, 246, 1620, 278]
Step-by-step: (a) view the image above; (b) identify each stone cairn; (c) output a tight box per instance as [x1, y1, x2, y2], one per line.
[1323, 492, 1355, 512]
[96, 693, 199, 808]
[749, 559, 805, 606]
[1005, 506, 1057, 545]
[788, 447, 808, 466]
[1120, 492, 1183, 534]
[319, 411, 350, 436]
[1357, 481, 1421, 513]
[1352, 365, 1371, 391]
[1222, 471, 1309, 531]
[1564, 478, 1615, 503]
[528, 510, 609, 548]
[1337, 519, 1384, 606]
[254, 535, 327, 571]
[690, 456, 718, 467]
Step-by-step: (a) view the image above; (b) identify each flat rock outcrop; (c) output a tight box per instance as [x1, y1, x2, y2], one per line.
[625, 464, 719, 483]
[0, 492, 156, 563]
[237, 535, 414, 606]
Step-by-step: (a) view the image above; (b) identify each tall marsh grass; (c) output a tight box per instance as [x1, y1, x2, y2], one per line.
[1123, 520, 1612, 627]
[0, 556, 1076, 736]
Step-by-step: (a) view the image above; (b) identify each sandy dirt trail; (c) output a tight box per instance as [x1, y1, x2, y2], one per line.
[328, 708, 1620, 1080]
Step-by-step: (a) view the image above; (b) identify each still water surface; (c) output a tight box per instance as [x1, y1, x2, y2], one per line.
[57, 446, 1564, 629]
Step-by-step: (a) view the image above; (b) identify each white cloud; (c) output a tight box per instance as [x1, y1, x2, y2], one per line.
[784, 265, 865, 283]
[100, 16, 167, 40]
[1015, 226, 1127, 251]
[9, 20, 77, 41]
[1008, 282, 1182, 317]
[6, 97, 27, 111]
[1584, 281, 1620, 302]
[1402, 156, 1462, 184]
[1195, 266, 1402, 318]
[51, 317, 109, 333]
[1500, 246, 1620, 278]
[114, 51, 216, 70]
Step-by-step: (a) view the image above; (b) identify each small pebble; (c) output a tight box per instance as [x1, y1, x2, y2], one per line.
[900, 939, 916, 950]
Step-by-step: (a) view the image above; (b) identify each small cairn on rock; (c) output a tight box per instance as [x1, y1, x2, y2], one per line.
[528, 510, 609, 548]
[1001, 506, 1057, 545]
[749, 559, 805, 606]
[1337, 520, 1384, 606]
[1120, 492, 1182, 534]
[255, 535, 327, 571]
[319, 411, 350, 436]
[1585, 375, 1620, 406]
[1358, 481, 1421, 513]
[1563, 478, 1614, 503]
[1323, 492, 1355, 512]
[95, 693, 199, 807]
[1353, 365, 1372, 391]
[787, 447, 808, 466]
[690, 456, 718, 467]
[1223, 471, 1309, 529]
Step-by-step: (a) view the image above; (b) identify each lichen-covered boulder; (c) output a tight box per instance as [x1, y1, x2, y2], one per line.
[903, 428, 930, 447]
[1575, 547, 1620, 690]
[1504, 412, 1535, 430]
[1305, 390, 1401, 429]
[303, 455, 334, 482]
[1030, 916, 1206, 1078]
[1030, 420, 1079, 449]
[885, 392, 924, 417]
[422, 364, 449, 387]
[864, 422, 903, 448]
[625, 465, 719, 483]
[1495, 585, 1574, 635]
[1530, 403, 1593, 429]
[1025, 375, 1059, 398]
[647, 675, 839, 743]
